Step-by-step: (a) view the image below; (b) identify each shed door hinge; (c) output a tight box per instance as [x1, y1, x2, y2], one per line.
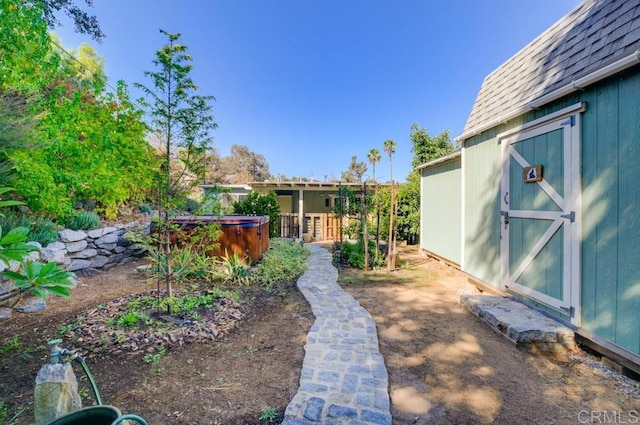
[561, 115, 575, 127]
[560, 211, 575, 222]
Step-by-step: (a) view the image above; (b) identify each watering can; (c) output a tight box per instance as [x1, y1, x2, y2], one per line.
[45, 405, 146, 425]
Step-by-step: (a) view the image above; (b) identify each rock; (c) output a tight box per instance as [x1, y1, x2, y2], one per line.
[86, 227, 118, 239]
[132, 248, 147, 257]
[27, 241, 43, 250]
[70, 248, 97, 259]
[14, 295, 46, 313]
[116, 235, 132, 247]
[96, 249, 111, 256]
[106, 253, 124, 264]
[58, 229, 87, 243]
[34, 363, 82, 425]
[40, 246, 66, 263]
[45, 241, 66, 251]
[90, 255, 109, 269]
[0, 307, 11, 319]
[95, 233, 119, 246]
[135, 264, 152, 274]
[68, 276, 78, 289]
[96, 242, 117, 251]
[75, 268, 101, 278]
[114, 246, 127, 254]
[65, 240, 88, 253]
[3, 260, 21, 272]
[66, 259, 92, 272]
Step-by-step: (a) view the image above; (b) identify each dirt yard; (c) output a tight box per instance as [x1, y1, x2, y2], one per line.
[340, 245, 640, 424]
[0, 245, 638, 425]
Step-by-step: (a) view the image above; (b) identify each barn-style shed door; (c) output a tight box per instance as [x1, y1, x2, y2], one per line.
[500, 106, 582, 325]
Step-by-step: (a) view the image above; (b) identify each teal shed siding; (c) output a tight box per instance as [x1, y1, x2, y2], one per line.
[462, 133, 502, 285]
[459, 70, 640, 358]
[420, 156, 461, 265]
[578, 72, 640, 356]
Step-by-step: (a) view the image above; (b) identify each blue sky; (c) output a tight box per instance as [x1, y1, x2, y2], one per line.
[56, 0, 580, 183]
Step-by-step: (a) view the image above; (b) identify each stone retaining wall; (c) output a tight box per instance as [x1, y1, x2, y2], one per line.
[0, 221, 150, 318]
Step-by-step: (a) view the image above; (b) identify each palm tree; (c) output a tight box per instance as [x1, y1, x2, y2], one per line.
[383, 139, 397, 270]
[367, 148, 381, 182]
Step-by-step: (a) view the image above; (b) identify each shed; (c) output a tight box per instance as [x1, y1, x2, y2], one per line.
[420, 0, 640, 372]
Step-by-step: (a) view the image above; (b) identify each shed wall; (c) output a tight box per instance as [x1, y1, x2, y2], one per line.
[420, 157, 462, 265]
[461, 69, 640, 357]
[462, 133, 502, 285]
[578, 72, 640, 356]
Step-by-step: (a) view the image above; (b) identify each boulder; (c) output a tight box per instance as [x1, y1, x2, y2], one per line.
[94, 233, 119, 247]
[40, 246, 66, 263]
[90, 255, 109, 269]
[65, 240, 88, 253]
[14, 295, 46, 313]
[58, 229, 87, 243]
[66, 259, 92, 272]
[86, 226, 118, 239]
[34, 363, 82, 425]
[70, 248, 97, 259]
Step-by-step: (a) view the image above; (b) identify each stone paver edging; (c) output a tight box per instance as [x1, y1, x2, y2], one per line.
[282, 244, 392, 425]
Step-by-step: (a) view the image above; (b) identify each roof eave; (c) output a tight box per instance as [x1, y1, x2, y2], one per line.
[456, 49, 640, 143]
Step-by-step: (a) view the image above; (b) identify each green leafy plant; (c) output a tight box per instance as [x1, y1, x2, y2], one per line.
[259, 406, 278, 422]
[64, 211, 101, 230]
[1, 261, 75, 301]
[117, 311, 152, 328]
[250, 240, 309, 288]
[143, 346, 166, 376]
[0, 400, 24, 425]
[0, 226, 37, 266]
[0, 209, 60, 246]
[216, 251, 250, 285]
[0, 335, 21, 355]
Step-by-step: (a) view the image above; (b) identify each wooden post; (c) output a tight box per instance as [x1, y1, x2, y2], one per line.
[363, 181, 368, 270]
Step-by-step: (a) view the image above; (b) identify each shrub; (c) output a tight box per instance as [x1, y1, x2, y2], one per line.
[215, 251, 250, 285]
[232, 191, 281, 238]
[339, 239, 384, 270]
[250, 240, 309, 288]
[0, 209, 59, 245]
[138, 204, 153, 214]
[64, 211, 101, 230]
[183, 197, 200, 214]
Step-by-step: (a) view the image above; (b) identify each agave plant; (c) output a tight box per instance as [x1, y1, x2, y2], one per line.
[218, 251, 251, 285]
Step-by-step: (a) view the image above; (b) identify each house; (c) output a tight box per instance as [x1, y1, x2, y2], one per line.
[419, 0, 640, 373]
[202, 181, 384, 241]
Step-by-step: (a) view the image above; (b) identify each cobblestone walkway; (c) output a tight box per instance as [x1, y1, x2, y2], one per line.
[282, 244, 392, 425]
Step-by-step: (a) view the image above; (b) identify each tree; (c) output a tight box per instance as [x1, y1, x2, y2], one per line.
[341, 155, 367, 183]
[218, 144, 270, 183]
[383, 139, 397, 270]
[397, 171, 420, 242]
[9, 43, 156, 217]
[37, 0, 105, 42]
[136, 30, 217, 201]
[136, 30, 217, 310]
[396, 124, 454, 243]
[410, 123, 454, 169]
[367, 149, 381, 182]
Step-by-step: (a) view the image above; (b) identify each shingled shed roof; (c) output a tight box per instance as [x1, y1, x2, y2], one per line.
[461, 0, 640, 139]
